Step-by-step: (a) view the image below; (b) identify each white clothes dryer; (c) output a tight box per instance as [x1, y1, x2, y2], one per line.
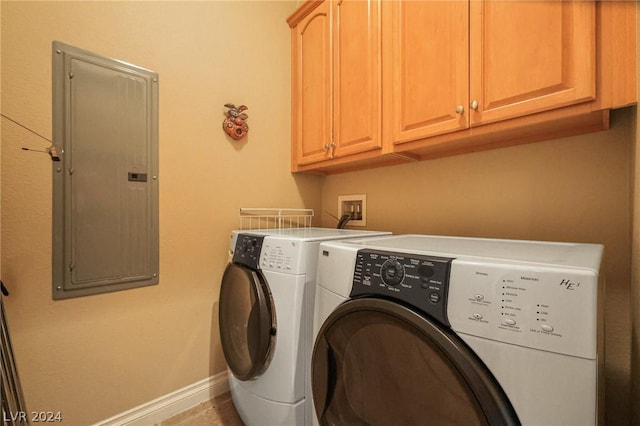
[218, 228, 391, 426]
[312, 235, 604, 426]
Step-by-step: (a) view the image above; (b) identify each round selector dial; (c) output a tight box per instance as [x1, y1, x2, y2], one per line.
[381, 259, 405, 286]
[240, 238, 258, 256]
[418, 265, 435, 279]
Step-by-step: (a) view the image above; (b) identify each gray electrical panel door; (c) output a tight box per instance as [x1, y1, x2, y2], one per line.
[52, 41, 159, 299]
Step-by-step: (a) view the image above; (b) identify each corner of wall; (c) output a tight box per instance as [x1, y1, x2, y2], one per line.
[630, 4, 640, 425]
[0, 0, 3, 278]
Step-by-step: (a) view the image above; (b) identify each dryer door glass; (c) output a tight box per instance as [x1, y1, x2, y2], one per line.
[312, 298, 519, 426]
[219, 263, 276, 381]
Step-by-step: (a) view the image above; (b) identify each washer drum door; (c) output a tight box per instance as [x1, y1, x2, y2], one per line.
[312, 298, 520, 426]
[219, 262, 277, 381]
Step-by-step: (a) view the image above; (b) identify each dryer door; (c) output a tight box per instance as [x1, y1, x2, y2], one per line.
[312, 297, 520, 426]
[219, 262, 276, 381]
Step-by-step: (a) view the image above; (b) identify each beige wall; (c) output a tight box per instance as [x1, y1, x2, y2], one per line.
[320, 107, 635, 425]
[0, 1, 323, 424]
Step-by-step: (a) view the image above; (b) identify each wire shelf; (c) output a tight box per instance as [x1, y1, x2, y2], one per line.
[239, 208, 314, 230]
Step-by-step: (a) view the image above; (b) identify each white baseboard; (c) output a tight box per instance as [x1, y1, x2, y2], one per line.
[93, 371, 229, 426]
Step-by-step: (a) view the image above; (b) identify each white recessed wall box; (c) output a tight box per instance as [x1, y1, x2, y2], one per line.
[338, 194, 367, 227]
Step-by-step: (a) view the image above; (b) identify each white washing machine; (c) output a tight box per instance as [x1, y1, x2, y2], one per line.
[312, 234, 604, 426]
[218, 227, 391, 426]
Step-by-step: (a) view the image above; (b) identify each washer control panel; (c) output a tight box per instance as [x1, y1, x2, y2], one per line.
[232, 234, 264, 269]
[259, 239, 304, 274]
[351, 249, 454, 326]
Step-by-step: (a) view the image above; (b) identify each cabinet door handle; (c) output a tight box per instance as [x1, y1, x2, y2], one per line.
[323, 144, 330, 150]
[455, 105, 464, 114]
[470, 100, 479, 110]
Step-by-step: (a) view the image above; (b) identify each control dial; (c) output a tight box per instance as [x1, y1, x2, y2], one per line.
[418, 265, 435, 279]
[237, 237, 260, 259]
[242, 239, 257, 253]
[381, 259, 405, 286]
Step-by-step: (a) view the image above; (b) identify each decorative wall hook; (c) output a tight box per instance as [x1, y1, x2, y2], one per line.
[223, 104, 249, 140]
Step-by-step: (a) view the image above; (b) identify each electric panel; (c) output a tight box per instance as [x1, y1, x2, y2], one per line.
[52, 41, 159, 299]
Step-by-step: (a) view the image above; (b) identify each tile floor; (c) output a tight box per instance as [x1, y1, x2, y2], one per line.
[158, 392, 244, 426]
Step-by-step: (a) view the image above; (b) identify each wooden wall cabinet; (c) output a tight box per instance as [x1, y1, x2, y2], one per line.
[385, 0, 596, 147]
[468, 1, 595, 127]
[289, 0, 636, 174]
[289, 1, 331, 166]
[383, 1, 470, 144]
[289, 0, 382, 171]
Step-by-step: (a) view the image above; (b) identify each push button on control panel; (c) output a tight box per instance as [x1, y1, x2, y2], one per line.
[501, 318, 517, 326]
[541, 324, 554, 332]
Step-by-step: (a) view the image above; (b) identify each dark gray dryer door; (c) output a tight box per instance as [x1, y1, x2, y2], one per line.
[312, 298, 520, 426]
[219, 263, 276, 381]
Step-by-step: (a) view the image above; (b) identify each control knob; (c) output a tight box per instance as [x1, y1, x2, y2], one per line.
[381, 259, 405, 286]
[241, 238, 258, 255]
[418, 265, 435, 279]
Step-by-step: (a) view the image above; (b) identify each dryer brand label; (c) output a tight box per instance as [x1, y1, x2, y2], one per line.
[559, 279, 580, 290]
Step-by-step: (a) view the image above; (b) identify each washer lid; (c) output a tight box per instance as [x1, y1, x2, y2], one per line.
[312, 298, 519, 426]
[219, 263, 276, 381]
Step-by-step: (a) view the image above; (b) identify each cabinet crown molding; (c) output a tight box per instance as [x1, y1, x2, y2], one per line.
[287, 0, 324, 28]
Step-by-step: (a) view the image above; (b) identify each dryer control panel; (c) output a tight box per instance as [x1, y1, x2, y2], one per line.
[352, 249, 454, 326]
[232, 234, 264, 269]
[447, 261, 599, 359]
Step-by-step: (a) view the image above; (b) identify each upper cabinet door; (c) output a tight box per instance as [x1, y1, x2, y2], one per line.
[385, 0, 469, 144]
[292, 1, 332, 166]
[332, 0, 382, 158]
[469, 0, 596, 126]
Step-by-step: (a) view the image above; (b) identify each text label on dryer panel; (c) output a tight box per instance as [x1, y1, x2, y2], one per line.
[447, 262, 599, 359]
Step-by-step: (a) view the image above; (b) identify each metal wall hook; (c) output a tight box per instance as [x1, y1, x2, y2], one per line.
[21, 145, 63, 161]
